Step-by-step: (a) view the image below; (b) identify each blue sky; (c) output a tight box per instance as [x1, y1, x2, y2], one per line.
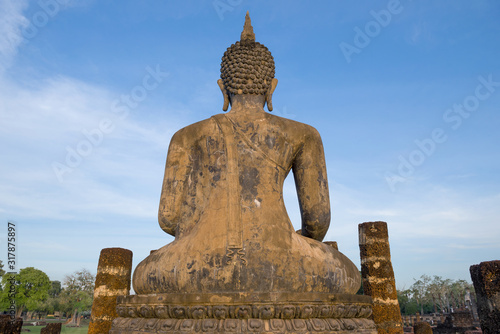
[0, 0, 499, 290]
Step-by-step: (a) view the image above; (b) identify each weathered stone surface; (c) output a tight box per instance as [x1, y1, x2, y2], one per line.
[359, 222, 403, 334]
[110, 317, 378, 334]
[413, 321, 432, 334]
[110, 293, 376, 333]
[88, 247, 133, 334]
[132, 12, 361, 298]
[0, 315, 22, 334]
[40, 322, 62, 334]
[324, 241, 339, 250]
[470, 260, 500, 333]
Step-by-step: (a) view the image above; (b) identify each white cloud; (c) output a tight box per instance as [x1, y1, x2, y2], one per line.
[0, 65, 183, 281]
[0, 72, 178, 222]
[0, 0, 28, 73]
[315, 178, 500, 285]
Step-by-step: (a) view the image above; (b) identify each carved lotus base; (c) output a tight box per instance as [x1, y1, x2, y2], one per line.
[109, 292, 377, 333]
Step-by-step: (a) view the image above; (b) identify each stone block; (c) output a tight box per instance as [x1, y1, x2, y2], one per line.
[413, 321, 432, 334]
[40, 322, 62, 334]
[0, 315, 22, 334]
[470, 260, 500, 333]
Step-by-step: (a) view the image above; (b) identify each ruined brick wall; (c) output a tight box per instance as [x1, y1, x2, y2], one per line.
[451, 311, 473, 328]
[359, 221, 403, 334]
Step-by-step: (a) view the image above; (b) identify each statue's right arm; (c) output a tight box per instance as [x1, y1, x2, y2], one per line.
[158, 130, 189, 237]
[292, 126, 331, 242]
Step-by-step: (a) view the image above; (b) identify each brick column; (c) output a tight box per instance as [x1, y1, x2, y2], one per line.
[89, 248, 133, 334]
[359, 221, 403, 334]
[470, 260, 500, 333]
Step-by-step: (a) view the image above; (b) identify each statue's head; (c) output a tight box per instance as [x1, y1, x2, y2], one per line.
[218, 12, 278, 111]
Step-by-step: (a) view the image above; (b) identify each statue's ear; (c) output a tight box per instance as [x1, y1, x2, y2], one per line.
[266, 78, 278, 111]
[217, 79, 230, 111]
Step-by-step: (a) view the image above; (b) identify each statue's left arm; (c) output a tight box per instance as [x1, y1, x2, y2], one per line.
[292, 127, 331, 241]
[158, 130, 190, 237]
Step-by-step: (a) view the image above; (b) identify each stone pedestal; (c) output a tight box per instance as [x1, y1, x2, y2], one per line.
[110, 292, 377, 333]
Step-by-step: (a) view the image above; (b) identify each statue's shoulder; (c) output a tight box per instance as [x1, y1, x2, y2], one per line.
[170, 116, 220, 142]
[266, 113, 322, 141]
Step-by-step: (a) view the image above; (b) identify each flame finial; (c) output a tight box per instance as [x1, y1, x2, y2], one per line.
[240, 11, 255, 42]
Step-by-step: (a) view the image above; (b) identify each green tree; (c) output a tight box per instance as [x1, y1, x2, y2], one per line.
[0, 260, 5, 277]
[356, 271, 364, 295]
[449, 279, 472, 309]
[427, 275, 474, 313]
[397, 289, 419, 315]
[33, 280, 63, 317]
[428, 275, 451, 313]
[411, 274, 432, 314]
[63, 269, 94, 294]
[48, 280, 62, 298]
[0, 267, 51, 317]
[0, 260, 5, 294]
[60, 269, 95, 321]
[399, 275, 475, 316]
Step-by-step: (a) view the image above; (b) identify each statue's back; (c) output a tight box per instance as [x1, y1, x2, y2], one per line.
[133, 110, 360, 295]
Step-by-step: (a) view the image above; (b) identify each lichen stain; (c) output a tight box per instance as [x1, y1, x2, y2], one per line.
[317, 170, 327, 188]
[208, 165, 221, 183]
[265, 134, 276, 149]
[239, 166, 260, 202]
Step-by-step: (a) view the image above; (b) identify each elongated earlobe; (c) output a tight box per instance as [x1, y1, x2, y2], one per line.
[217, 79, 230, 111]
[266, 78, 278, 111]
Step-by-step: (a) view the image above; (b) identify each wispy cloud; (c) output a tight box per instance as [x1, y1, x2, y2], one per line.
[0, 72, 177, 222]
[446, 242, 500, 250]
[0, 0, 28, 72]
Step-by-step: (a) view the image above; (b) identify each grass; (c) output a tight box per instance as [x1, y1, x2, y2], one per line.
[22, 319, 89, 334]
[61, 325, 89, 333]
[22, 325, 89, 334]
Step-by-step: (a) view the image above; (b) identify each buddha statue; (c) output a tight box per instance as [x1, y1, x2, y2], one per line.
[132, 13, 360, 296]
[110, 12, 378, 334]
